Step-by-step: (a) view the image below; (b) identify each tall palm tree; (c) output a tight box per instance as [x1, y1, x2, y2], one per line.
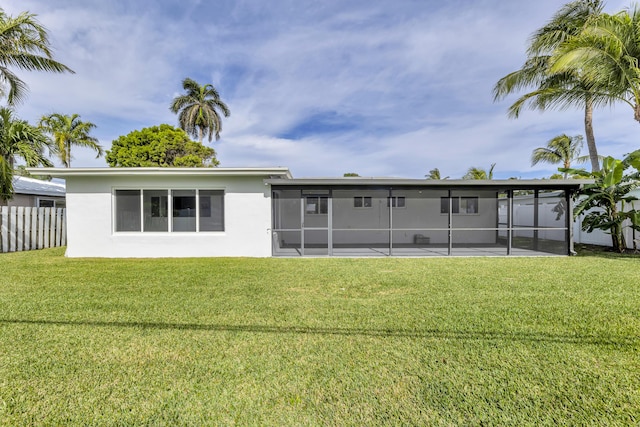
[493, 0, 607, 172]
[463, 163, 496, 180]
[0, 107, 52, 202]
[38, 113, 102, 167]
[549, 7, 640, 125]
[0, 9, 73, 105]
[531, 134, 587, 178]
[170, 78, 230, 144]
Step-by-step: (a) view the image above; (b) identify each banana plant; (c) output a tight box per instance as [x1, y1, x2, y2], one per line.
[561, 150, 640, 252]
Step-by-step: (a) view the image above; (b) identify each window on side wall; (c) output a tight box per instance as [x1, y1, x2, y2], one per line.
[440, 196, 479, 214]
[305, 196, 328, 214]
[37, 198, 55, 208]
[353, 196, 372, 208]
[387, 196, 405, 208]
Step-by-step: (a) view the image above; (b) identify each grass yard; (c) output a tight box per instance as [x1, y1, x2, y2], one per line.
[0, 248, 639, 425]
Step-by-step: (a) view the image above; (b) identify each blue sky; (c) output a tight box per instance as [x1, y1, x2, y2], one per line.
[4, 0, 638, 178]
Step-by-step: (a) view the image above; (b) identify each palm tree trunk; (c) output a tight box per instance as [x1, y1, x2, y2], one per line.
[198, 127, 203, 144]
[584, 96, 600, 173]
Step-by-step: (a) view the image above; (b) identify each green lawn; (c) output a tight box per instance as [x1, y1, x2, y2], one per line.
[0, 248, 638, 425]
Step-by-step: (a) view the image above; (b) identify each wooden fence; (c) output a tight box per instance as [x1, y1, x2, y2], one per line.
[0, 206, 66, 253]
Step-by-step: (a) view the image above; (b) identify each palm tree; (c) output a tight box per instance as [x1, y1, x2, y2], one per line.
[425, 168, 449, 180]
[463, 163, 496, 180]
[0, 9, 73, 105]
[0, 107, 52, 202]
[170, 78, 230, 144]
[531, 134, 587, 178]
[493, 0, 607, 172]
[38, 113, 102, 167]
[549, 7, 640, 125]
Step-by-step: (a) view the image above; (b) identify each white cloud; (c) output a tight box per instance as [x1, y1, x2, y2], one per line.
[3, 0, 639, 176]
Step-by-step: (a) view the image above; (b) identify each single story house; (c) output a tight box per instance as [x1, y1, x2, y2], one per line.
[31, 167, 591, 258]
[1, 176, 66, 208]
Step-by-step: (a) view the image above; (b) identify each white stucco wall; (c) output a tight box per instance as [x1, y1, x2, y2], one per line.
[64, 174, 272, 258]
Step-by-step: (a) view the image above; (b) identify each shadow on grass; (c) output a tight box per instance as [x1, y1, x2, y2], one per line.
[1, 318, 637, 347]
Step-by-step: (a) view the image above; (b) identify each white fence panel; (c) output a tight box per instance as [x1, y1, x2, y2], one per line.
[0, 206, 66, 253]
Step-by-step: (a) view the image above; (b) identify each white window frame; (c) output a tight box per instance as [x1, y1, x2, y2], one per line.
[353, 196, 372, 208]
[387, 196, 406, 208]
[113, 188, 225, 233]
[440, 196, 479, 215]
[305, 195, 328, 215]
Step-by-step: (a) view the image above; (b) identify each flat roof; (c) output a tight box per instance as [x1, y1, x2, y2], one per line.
[265, 177, 592, 190]
[28, 167, 293, 179]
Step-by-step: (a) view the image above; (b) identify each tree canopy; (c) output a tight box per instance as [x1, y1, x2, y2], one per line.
[170, 78, 230, 143]
[39, 113, 102, 167]
[0, 8, 73, 105]
[493, 0, 607, 172]
[531, 134, 586, 178]
[0, 107, 52, 202]
[105, 124, 219, 168]
[463, 163, 496, 180]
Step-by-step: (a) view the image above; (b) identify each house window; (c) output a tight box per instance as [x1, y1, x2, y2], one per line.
[115, 190, 142, 232]
[306, 196, 328, 214]
[441, 196, 479, 214]
[387, 196, 405, 208]
[143, 190, 168, 232]
[37, 198, 55, 208]
[199, 190, 224, 231]
[115, 189, 224, 232]
[353, 196, 372, 208]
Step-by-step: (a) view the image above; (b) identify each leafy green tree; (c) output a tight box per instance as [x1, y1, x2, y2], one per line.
[343, 172, 359, 177]
[0, 107, 52, 202]
[0, 8, 73, 105]
[493, 0, 608, 172]
[463, 163, 495, 180]
[106, 124, 219, 167]
[562, 151, 640, 252]
[425, 168, 448, 180]
[531, 134, 587, 178]
[170, 78, 230, 143]
[550, 7, 640, 124]
[39, 113, 102, 167]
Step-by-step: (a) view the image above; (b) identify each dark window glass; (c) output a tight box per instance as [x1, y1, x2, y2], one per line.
[115, 190, 141, 231]
[199, 190, 224, 231]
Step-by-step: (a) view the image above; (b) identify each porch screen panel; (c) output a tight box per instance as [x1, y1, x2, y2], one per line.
[391, 189, 448, 255]
[537, 190, 568, 255]
[511, 190, 536, 250]
[450, 190, 505, 255]
[332, 189, 389, 256]
[199, 190, 224, 231]
[272, 189, 301, 256]
[303, 190, 329, 256]
[115, 190, 141, 232]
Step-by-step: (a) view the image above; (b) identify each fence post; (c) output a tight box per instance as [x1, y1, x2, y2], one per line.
[24, 207, 31, 251]
[16, 206, 24, 251]
[1, 207, 8, 253]
[61, 208, 66, 246]
[30, 207, 38, 249]
[9, 206, 17, 252]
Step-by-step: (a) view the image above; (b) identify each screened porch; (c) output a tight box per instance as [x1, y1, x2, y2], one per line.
[269, 179, 584, 257]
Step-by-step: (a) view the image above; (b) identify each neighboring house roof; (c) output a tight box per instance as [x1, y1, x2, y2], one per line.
[13, 176, 66, 198]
